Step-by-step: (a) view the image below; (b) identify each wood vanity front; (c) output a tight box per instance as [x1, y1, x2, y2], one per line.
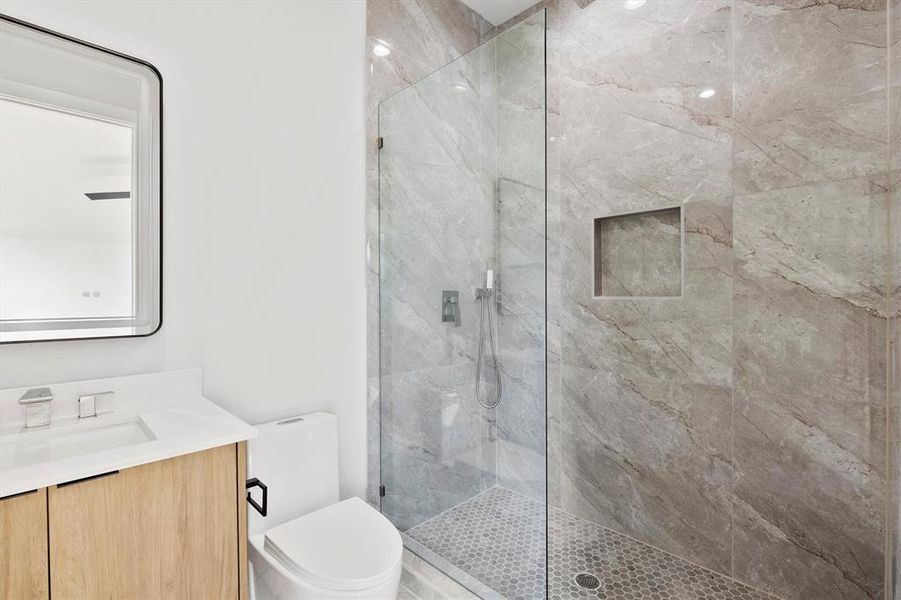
[0, 442, 248, 600]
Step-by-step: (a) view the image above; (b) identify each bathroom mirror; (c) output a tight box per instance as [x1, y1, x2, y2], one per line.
[0, 15, 162, 343]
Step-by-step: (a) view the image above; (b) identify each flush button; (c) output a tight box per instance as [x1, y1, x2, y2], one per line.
[78, 395, 96, 418]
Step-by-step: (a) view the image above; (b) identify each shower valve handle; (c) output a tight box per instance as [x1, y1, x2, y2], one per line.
[442, 290, 461, 326]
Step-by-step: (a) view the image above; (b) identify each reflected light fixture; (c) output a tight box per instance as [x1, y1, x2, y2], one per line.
[373, 43, 391, 57]
[624, 0, 646, 9]
[699, 88, 716, 99]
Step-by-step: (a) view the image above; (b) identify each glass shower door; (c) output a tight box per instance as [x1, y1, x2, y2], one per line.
[378, 10, 546, 599]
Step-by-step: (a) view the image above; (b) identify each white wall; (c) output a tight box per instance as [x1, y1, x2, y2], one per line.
[0, 1, 368, 499]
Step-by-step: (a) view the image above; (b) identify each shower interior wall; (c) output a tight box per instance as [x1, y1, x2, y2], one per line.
[375, 8, 547, 530]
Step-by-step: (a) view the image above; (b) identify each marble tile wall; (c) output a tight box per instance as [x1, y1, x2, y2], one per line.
[890, 1, 901, 598]
[369, 0, 549, 530]
[494, 11, 548, 503]
[553, 0, 735, 576]
[492, 0, 891, 599]
[377, 32, 499, 530]
[365, 0, 494, 512]
[731, 1, 887, 597]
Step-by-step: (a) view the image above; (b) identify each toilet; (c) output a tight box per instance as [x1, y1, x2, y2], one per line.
[247, 412, 402, 599]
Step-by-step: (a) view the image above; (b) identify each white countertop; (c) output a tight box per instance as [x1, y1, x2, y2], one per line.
[0, 369, 256, 498]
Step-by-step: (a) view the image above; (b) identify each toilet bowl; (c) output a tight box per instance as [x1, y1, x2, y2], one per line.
[247, 412, 402, 600]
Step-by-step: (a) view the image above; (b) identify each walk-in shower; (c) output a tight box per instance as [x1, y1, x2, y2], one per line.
[374, 1, 899, 598]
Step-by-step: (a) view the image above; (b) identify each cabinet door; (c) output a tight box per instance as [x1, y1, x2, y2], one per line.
[0, 489, 49, 600]
[48, 444, 239, 600]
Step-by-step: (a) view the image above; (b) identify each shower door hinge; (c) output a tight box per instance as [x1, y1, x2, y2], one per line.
[379, 484, 386, 497]
[377, 137, 384, 149]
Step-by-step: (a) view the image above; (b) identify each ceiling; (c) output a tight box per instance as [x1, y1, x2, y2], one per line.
[460, 0, 543, 26]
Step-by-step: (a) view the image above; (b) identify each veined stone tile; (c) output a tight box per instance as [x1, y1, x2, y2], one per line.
[558, 200, 733, 390]
[367, 375, 381, 508]
[496, 12, 546, 106]
[367, 0, 494, 528]
[499, 178, 545, 230]
[379, 48, 496, 375]
[367, 0, 492, 102]
[558, 0, 732, 213]
[493, 10, 549, 520]
[733, 0, 887, 194]
[733, 178, 888, 410]
[379, 65, 487, 213]
[732, 280, 886, 421]
[380, 362, 488, 530]
[498, 263, 545, 317]
[497, 439, 546, 502]
[558, 364, 733, 574]
[498, 98, 545, 192]
[734, 178, 887, 317]
[547, 361, 563, 510]
[732, 177, 886, 599]
[888, 9, 900, 598]
[377, 9, 548, 541]
[479, 406, 498, 493]
[557, 0, 732, 73]
[497, 359, 546, 450]
[733, 387, 885, 600]
[544, 0, 736, 584]
[499, 179, 545, 269]
[498, 312, 546, 364]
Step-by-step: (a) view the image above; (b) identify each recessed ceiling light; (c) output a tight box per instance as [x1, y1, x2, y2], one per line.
[699, 88, 716, 99]
[373, 43, 391, 57]
[624, 0, 646, 9]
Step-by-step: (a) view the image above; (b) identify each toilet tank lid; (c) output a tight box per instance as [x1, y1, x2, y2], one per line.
[263, 497, 402, 591]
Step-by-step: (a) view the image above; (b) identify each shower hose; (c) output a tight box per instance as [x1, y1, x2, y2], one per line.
[476, 289, 503, 409]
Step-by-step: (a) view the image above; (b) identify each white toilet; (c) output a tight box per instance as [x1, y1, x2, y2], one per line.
[247, 412, 402, 599]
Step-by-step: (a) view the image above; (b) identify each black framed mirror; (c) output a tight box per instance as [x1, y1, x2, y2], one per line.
[0, 15, 162, 343]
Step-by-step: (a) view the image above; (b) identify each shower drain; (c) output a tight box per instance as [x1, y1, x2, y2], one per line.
[574, 573, 601, 590]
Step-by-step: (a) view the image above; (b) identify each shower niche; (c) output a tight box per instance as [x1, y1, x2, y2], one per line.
[593, 206, 682, 298]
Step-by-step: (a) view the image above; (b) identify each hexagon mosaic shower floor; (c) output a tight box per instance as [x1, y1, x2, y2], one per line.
[404, 487, 779, 600]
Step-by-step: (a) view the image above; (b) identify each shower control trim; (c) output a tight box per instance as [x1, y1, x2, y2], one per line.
[442, 290, 461, 326]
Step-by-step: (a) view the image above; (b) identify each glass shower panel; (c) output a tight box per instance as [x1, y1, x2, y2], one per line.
[379, 11, 546, 599]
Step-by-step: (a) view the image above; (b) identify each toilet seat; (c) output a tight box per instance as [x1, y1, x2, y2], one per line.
[263, 497, 402, 592]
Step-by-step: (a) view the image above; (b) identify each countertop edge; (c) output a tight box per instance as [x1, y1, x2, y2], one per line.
[0, 395, 257, 498]
[0, 429, 256, 499]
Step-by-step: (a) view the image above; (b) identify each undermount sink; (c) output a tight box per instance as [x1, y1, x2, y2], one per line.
[0, 416, 156, 472]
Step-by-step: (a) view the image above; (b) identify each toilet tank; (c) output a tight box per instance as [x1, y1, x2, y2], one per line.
[247, 412, 340, 535]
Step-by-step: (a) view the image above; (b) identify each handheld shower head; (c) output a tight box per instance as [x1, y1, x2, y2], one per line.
[476, 267, 502, 409]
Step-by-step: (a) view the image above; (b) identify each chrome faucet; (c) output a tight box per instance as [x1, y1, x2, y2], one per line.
[78, 391, 113, 419]
[19, 388, 53, 428]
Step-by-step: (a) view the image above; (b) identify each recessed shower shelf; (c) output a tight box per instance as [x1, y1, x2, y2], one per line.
[593, 206, 682, 298]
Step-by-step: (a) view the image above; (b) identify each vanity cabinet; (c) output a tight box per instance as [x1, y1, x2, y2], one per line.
[0, 489, 49, 600]
[0, 443, 248, 600]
